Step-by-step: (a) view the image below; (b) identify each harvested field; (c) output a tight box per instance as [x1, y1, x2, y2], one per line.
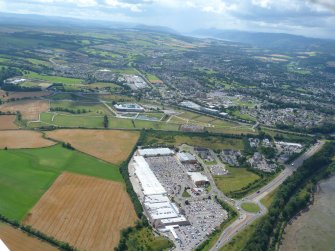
[0, 91, 52, 101]
[0, 223, 57, 251]
[0, 130, 55, 149]
[0, 115, 18, 130]
[46, 129, 139, 164]
[24, 172, 137, 251]
[0, 99, 49, 120]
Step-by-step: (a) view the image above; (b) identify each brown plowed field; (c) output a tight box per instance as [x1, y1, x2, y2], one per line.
[0, 130, 55, 149]
[0, 223, 57, 251]
[0, 115, 18, 130]
[0, 99, 49, 120]
[46, 129, 139, 164]
[23, 172, 137, 251]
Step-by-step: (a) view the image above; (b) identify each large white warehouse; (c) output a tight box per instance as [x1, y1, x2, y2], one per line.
[138, 148, 174, 157]
[133, 156, 166, 196]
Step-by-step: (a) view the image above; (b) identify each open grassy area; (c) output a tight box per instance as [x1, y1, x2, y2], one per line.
[50, 100, 112, 115]
[0, 144, 122, 221]
[241, 202, 260, 213]
[220, 217, 264, 251]
[24, 72, 82, 84]
[143, 132, 244, 151]
[214, 167, 260, 194]
[260, 189, 278, 208]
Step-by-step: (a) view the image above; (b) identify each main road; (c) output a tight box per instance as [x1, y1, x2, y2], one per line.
[210, 140, 325, 251]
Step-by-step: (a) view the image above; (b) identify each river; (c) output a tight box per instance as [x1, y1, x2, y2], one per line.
[279, 175, 335, 251]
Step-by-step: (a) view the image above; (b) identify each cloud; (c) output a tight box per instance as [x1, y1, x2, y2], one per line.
[308, 0, 335, 12]
[0, 0, 334, 38]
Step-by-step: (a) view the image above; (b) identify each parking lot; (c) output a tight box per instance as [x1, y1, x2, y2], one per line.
[164, 198, 227, 250]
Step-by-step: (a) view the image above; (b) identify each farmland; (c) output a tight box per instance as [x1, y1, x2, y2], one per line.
[50, 100, 112, 115]
[46, 129, 140, 164]
[0, 130, 55, 149]
[0, 144, 122, 220]
[23, 172, 137, 251]
[0, 115, 18, 130]
[0, 223, 57, 251]
[0, 99, 49, 120]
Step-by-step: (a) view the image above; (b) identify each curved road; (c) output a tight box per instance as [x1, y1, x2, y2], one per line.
[210, 140, 324, 251]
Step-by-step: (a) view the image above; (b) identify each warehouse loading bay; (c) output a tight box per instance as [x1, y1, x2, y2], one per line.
[129, 147, 228, 251]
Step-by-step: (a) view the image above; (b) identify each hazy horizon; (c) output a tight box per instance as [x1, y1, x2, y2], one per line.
[0, 0, 335, 39]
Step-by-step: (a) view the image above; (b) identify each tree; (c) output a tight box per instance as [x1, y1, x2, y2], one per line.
[103, 115, 109, 128]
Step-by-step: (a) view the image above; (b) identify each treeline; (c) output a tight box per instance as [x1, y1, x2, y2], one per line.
[243, 141, 335, 251]
[0, 213, 77, 251]
[276, 122, 335, 135]
[50, 107, 90, 114]
[1, 84, 41, 92]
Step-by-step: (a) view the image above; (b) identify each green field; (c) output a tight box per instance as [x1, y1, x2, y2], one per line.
[0, 144, 122, 221]
[50, 100, 112, 115]
[24, 72, 82, 84]
[241, 202, 260, 213]
[260, 189, 278, 208]
[214, 167, 260, 194]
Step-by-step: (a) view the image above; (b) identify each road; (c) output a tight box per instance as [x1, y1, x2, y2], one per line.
[210, 140, 325, 251]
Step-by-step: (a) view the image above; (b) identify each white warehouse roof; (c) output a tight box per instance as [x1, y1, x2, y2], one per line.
[177, 152, 197, 162]
[144, 201, 180, 220]
[138, 148, 174, 157]
[134, 156, 166, 196]
[0, 239, 10, 251]
[187, 172, 209, 183]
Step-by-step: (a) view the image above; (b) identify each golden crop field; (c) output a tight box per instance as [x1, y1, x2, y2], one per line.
[46, 129, 140, 164]
[0, 99, 49, 120]
[0, 130, 55, 149]
[0, 115, 18, 130]
[23, 172, 138, 251]
[0, 223, 57, 251]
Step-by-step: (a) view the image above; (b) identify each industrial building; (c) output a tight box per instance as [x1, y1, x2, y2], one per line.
[187, 172, 210, 187]
[114, 103, 145, 112]
[132, 155, 189, 229]
[138, 148, 174, 157]
[177, 152, 197, 164]
[133, 156, 166, 196]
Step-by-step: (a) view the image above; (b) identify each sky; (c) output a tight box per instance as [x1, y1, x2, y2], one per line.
[0, 0, 335, 38]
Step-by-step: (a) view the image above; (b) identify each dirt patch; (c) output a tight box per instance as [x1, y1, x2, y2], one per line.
[23, 172, 137, 251]
[0, 99, 49, 120]
[0, 130, 55, 149]
[0, 223, 57, 251]
[0, 91, 52, 101]
[46, 129, 139, 164]
[0, 115, 18, 130]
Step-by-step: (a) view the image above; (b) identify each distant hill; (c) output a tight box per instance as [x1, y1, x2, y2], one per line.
[191, 29, 335, 52]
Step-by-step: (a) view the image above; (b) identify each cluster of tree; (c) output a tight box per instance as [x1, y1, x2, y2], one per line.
[62, 142, 74, 150]
[276, 122, 335, 135]
[260, 146, 276, 159]
[50, 107, 90, 114]
[0, 67, 22, 85]
[0, 111, 16, 115]
[243, 142, 335, 251]
[1, 84, 41, 92]
[103, 115, 109, 128]
[0, 214, 77, 251]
